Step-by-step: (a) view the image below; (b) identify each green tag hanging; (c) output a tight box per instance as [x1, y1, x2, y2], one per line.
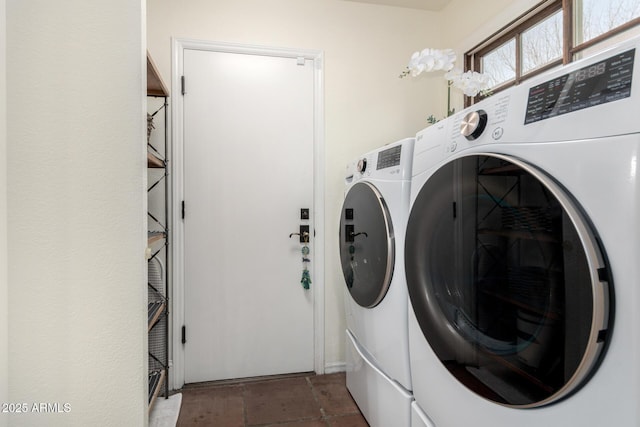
[301, 268, 311, 290]
[300, 244, 311, 289]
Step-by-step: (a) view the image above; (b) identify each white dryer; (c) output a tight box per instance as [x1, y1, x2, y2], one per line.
[340, 137, 415, 427]
[405, 36, 640, 426]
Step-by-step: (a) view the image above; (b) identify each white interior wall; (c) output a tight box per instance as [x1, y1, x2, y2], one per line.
[6, 1, 147, 426]
[0, 1, 8, 426]
[442, 0, 539, 50]
[147, 0, 443, 370]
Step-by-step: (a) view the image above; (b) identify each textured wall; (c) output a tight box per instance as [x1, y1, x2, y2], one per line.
[6, 1, 147, 426]
[0, 0, 8, 426]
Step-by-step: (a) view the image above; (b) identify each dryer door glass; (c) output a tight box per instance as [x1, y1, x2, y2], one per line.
[405, 154, 611, 408]
[340, 181, 394, 308]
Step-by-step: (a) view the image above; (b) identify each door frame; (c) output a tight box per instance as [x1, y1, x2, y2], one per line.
[170, 38, 325, 389]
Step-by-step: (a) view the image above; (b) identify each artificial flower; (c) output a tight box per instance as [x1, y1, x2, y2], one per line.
[403, 48, 457, 77]
[447, 69, 491, 97]
[402, 50, 492, 121]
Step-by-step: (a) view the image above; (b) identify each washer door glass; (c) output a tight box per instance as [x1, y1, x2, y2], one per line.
[405, 154, 611, 408]
[340, 181, 394, 308]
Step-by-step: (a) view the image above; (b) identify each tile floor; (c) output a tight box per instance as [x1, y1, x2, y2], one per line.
[176, 372, 369, 426]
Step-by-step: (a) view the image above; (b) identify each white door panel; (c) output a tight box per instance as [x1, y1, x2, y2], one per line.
[183, 48, 315, 383]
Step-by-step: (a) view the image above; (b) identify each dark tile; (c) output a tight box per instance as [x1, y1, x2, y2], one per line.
[269, 420, 329, 427]
[309, 373, 360, 417]
[327, 413, 369, 427]
[176, 373, 366, 426]
[177, 385, 244, 427]
[244, 377, 322, 425]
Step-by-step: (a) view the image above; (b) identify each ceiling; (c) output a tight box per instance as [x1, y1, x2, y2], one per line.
[341, 0, 451, 11]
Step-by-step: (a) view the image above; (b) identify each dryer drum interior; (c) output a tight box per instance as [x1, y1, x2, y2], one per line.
[340, 181, 395, 308]
[405, 153, 611, 408]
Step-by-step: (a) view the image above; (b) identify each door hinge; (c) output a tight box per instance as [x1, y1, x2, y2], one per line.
[181, 75, 186, 95]
[181, 200, 185, 219]
[181, 325, 186, 344]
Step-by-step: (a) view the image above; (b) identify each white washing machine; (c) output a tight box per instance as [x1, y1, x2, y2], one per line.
[405, 36, 640, 426]
[340, 137, 415, 427]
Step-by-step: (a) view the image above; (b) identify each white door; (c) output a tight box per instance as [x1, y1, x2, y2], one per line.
[182, 48, 315, 383]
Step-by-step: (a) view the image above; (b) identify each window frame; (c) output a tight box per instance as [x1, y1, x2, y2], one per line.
[465, 0, 640, 104]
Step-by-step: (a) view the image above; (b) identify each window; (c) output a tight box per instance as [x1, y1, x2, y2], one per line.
[482, 40, 516, 88]
[574, 0, 640, 57]
[576, 0, 640, 45]
[521, 11, 563, 74]
[466, 0, 640, 100]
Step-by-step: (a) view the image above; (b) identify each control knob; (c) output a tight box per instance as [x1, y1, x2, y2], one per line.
[460, 109, 488, 140]
[357, 158, 367, 173]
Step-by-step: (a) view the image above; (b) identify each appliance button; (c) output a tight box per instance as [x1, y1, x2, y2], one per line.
[460, 109, 488, 140]
[357, 158, 367, 173]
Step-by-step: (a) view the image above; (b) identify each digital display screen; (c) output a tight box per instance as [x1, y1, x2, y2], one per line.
[524, 48, 635, 124]
[377, 145, 402, 169]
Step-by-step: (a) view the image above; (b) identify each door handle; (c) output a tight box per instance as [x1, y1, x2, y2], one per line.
[289, 225, 310, 243]
[344, 225, 367, 243]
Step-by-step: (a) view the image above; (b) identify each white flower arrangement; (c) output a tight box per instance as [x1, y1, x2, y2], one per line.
[400, 48, 491, 121]
[445, 69, 492, 97]
[401, 48, 457, 76]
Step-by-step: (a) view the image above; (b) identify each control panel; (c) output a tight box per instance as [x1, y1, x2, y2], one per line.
[439, 40, 640, 152]
[524, 48, 634, 124]
[376, 145, 402, 170]
[347, 139, 412, 183]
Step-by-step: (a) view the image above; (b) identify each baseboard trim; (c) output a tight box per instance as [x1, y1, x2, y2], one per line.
[324, 362, 346, 374]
